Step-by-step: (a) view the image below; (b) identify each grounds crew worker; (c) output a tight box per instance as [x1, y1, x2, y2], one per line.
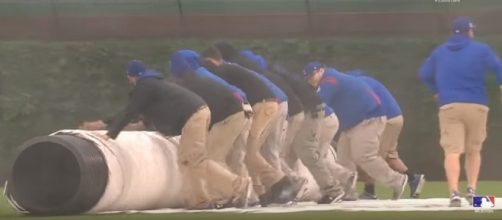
[104, 60, 251, 209]
[419, 17, 502, 207]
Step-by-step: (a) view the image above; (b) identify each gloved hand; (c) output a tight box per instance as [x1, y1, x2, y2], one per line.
[243, 103, 254, 118]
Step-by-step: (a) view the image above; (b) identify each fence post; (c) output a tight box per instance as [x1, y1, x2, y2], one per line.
[176, 0, 186, 36]
[49, 0, 60, 40]
[305, 0, 313, 34]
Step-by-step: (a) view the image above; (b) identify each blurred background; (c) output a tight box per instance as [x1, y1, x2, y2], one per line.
[0, 0, 501, 184]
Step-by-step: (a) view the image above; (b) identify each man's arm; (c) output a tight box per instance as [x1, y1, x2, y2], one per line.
[484, 47, 502, 103]
[418, 53, 438, 96]
[318, 76, 339, 106]
[106, 82, 153, 139]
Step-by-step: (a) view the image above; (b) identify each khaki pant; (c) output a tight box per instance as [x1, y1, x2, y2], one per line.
[207, 111, 248, 171]
[226, 116, 252, 177]
[321, 113, 353, 184]
[280, 112, 305, 175]
[439, 103, 489, 154]
[179, 106, 243, 208]
[261, 101, 288, 170]
[245, 101, 284, 195]
[337, 117, 403, 189]
[286, 110, 342, 196]
[379, 115, 404, 159]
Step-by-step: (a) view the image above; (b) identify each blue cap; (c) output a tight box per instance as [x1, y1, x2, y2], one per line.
[255, 55, 269, 72]
[127, 60, 146, 77]
[303, 61, 324, 77]
[177, 50, 201, 70]
[452, 16, 475, 34]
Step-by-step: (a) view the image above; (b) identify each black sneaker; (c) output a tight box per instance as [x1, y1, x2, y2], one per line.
[266, 176, 299, 205]
[359, 191, 378, 200]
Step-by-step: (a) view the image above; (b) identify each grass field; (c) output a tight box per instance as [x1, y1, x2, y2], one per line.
[1, 181, 500, 220]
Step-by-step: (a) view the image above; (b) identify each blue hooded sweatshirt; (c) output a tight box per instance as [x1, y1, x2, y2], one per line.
[419, 34, 502, 107]
[318, 68, 383, 131]
[348, 70, 402, 119]
[170, 50, 248, 102]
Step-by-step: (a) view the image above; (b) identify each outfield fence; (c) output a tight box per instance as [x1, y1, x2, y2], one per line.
[0, 0, 501, 39]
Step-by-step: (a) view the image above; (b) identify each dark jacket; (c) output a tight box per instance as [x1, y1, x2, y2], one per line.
[264, 72, 304, 116]
[175, 72, 243, 127]
[204, 62, 277, 105]
[277, 73, 323, 114]
[107, 76, 206, 138]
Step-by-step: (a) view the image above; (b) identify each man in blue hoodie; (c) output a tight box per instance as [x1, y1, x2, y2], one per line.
[419, 17, 502, 207]
[348, 70, 425, 200]
[304, 61, 408, 200]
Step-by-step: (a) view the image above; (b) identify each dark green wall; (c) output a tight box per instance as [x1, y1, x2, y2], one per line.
[1, 37, 501, 183]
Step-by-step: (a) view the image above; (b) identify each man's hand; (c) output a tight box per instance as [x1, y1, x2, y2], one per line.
[79, 120, 107, 130]
[243, 103, 254, 118]
[93, 132, 111, 141]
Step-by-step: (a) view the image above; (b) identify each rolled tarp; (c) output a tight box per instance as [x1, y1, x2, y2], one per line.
[4, 130, 321, 215]
[5, 130, 184, 215]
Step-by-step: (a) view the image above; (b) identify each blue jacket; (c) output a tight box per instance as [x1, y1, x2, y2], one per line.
[348, 70, 402, 119]
[318, 68, 383, 131]
[419, 34, 502, 107]
[170, 50, 248, 102]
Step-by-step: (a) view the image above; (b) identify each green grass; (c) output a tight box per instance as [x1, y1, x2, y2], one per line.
[1, 181, 501, 220]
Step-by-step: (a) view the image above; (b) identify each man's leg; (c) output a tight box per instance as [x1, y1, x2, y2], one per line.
[280, 112, 305, 175]
[207, 111, 247, 170]
[320, 113, 356, 195]
[349, 117, 407, 200]
[261, 102, 288, 170]
[180, 107, 250, 208]
[205, 111, 250, 204]
[245, 101, 284, 195]
[336, 131, 359, 200]
[292, 111, 344, 204]
[438, 104, 466, 207]
[463, 104, 489, 204]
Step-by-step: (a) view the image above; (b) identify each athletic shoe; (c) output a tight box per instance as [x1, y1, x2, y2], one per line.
[236, 177, 253, 208]
[465, 187, 476, 206]
[342, 189, 359, 201]
[343, 172, 358, 194]
[392, 174, 408, 200]
[449, 191, 462, 207]
[409, 174, 426, 198]
[359, 191, 378, 200]
[317, 189, 346, 204]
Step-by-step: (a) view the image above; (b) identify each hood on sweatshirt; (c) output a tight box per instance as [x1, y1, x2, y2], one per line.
[446, 34, 472, 51]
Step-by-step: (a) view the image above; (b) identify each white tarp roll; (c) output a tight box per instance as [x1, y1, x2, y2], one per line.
[49, 130, 321, 213]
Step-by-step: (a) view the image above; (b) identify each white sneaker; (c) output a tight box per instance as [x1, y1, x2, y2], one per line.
[392, 174, 408, 200]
